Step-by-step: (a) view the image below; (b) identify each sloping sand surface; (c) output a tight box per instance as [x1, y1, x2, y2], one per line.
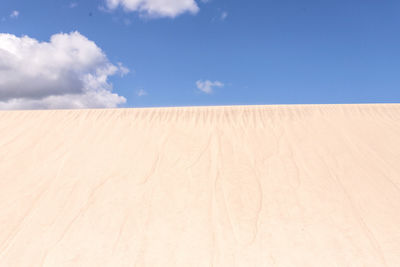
[1, 104, 400, 266]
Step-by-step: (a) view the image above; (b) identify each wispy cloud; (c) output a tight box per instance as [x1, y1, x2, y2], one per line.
[137, 89, 147, 96]
[69, 2, 78, 8]
[104, 0, 200, 18]
[196, 80, 224, 94]
[221, 11, 228, 20]
[124, 18, 132, 26]
[10, 10, 19, 19]
[117, 62, 130, 76]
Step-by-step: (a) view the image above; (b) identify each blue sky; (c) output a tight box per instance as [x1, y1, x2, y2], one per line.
[0, 0, 400, 109]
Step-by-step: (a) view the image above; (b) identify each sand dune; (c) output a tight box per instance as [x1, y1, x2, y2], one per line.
[1, 104, 400, 266]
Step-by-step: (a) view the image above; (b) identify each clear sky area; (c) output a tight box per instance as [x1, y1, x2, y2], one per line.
[0, 0, 399, 109]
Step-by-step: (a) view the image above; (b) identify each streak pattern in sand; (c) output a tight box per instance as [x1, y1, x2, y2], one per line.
[0, 104, 400, 266]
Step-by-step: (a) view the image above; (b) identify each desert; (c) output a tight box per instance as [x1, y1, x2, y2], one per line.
[0, 104, 400, 266]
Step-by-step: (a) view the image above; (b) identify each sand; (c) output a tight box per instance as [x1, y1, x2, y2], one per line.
[0, 104, 400, 266]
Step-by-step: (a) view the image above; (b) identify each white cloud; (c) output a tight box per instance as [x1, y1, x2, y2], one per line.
[0, 32, 128, 109]
[105, 0, 199, 18]
[10, 10, 19, 19]
[136, 89, 147, 96]
[196, 80, 224, 94]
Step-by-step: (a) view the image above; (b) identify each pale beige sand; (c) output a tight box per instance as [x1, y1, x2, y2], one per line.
[1, 104, 400, 266]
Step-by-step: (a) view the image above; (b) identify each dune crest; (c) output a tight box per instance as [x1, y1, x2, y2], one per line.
[1, 104, 400, 266]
